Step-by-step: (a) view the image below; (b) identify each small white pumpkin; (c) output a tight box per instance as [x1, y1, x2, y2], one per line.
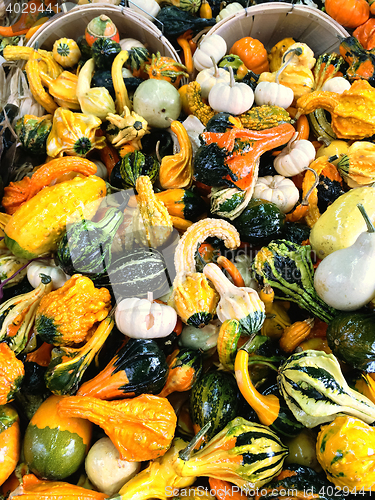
[273, 132, 316, 176]
[254, 81, 294, 109]
[193, 34, 227, 72]
[92, 160, 108, 180]
[27, 259, 70, 290]
[196, 57, 230, 99]
[216, 2, 244, 22]
[253, 175, 300, 213]
[208, 67, 254, 115]
[85, 437, 141, 496]
[115, 293, 177, 339]
[129, 0, 160, 20]
[119, 38, 146, 51]
[321, 76, 351, 94]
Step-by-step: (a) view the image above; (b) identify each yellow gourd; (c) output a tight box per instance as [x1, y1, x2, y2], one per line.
[52, 38, 81, 68]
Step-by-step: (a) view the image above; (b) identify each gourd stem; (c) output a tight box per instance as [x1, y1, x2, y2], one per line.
[229, 66, 235, 88]
[275, 47, 303, 84]
[301, 167, 319, 206]
[357, 203, 375, 233]
[210, 55, 220, 78]
[179, 421, 212, 461]
[327, 154, 339, 163]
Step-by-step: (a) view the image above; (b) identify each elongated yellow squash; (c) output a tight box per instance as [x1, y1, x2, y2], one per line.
[4, 175, 106, 259]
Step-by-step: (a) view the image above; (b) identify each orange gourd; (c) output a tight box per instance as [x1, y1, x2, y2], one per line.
[229, 37, 269, 74]
[146, 53, 189, 88]
[0, 405, 20, 487]
[354, 18, 375, 50]
[279, 318, 315, 353]
[325, 0, 369, 29]
[0, 344, 24, 405]
[57, 394, 177, 462]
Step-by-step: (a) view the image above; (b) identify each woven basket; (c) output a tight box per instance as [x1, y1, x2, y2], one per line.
[207, 3, 350, 55]
[26, 4, 180, 61]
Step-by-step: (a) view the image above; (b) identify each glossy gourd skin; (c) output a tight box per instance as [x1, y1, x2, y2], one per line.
[23, 395, 93, 480]
[310, 187, 375, 259]
[0, 405, 20, 487]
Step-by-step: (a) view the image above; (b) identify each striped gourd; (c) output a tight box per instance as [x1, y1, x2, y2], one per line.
[110, 151, 159, 190]
[278, 350, 375, 428]
[174, 417, 288, 489]
[93, 248, 171, 301]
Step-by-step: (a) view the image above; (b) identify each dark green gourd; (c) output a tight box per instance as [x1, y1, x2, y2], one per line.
[55, 206, 124, 278]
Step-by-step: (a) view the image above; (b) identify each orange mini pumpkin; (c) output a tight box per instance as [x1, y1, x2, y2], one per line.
[146, 52, 189, 88]
[229, 37, 269, 74]
[325, 0, 369, 29]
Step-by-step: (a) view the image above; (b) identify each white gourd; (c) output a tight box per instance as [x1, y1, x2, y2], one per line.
[128, 0, 160, 20]
[27, 259, 70, 290]
[193, 34, 227, 72]
[92, 160, 108, 180]
[115, 293, 177, 339]
[253, 175, 300, 213]
[208, 67, 254, 115]
[314, 204, 375, 311]
[196, 57, 230, 99]
[322, 77, 351, 94]
[119, 38, 146, 51]
[85, 437, 141, 496]
[216, 2, 244, 21]
[274, 132, 316, 176]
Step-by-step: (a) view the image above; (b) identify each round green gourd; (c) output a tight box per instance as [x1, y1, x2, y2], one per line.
[189, 371, 240, 443]
[232, 198, 285, 244]
[23, 395, 92, 480]
[109, 151, 159, 190]
[91, 38, 121, 70]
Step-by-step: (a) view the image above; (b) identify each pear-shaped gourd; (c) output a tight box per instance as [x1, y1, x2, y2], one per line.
[314, 204, 375, 311]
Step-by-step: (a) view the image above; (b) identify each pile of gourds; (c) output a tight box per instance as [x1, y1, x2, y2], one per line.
[1, 4, 375, 500]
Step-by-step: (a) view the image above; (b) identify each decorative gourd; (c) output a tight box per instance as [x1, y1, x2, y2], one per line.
[23, 395, 93, 480]
[230, 37, 269, 73]
[314, 204, 375, 311]
[196, 57, 230, 99]
[0, 344, 24, 405]
[238, 105, 291, 130]
[173, 417, 288, 488]
[146, 52, 188, 88]
[321, 76, 351, 93]
[91, 38, 121, 71]
[129, 0, 160, 20]
[53, 38, 81, 68]
[309, 186, 375, 259]
[354, 17, 375, 50]
[316, 416, 375, 490]
[295, 79, 375, 140]
[189, 371, 240, 442]
[0, 250, 29, 288]
[35, 275, 112, 346]
[85, 15, 120, 46]
[159, 348, 203, 398]
[110, 150, 159, 189]
[209, 185, 252, 221]
[106, 106, 148, 149]
[4, 175, 106, 259]
[179, 320, 220, 352]
[203, 263, 265, 334]
[25, 50, 58, 115]
[0, 276, 53, 355]
[44, 316, 114, 396]
[218, 54, 248, 82]
[325, 0, 369, 29]
[200, 0, 213, 18]
[114, 438, 195, 500]
[337, 141, 375, 186]
[274, 133, 316, 176]
[10, 474, 107, 499]
[133, 79, 181, 129]
[278, 350, 375, 427]
[183, 81, 215, 125]
[208, 67, 254, 115]
[253, 240, 338, 323]
[124, 47, 150, 77]
[0, 405, 20, 487]
[215, 2, 243, 21]
[119, 38, 146, 51]
[154, 189, 206, 220]
[316, 139, 349, 165]
[268, 37, 295, 72]
[77, 338, 168, 400]
[115, 294, 177, 339]
[159, 121, 193, 189]
[27, 259, 69, 290]
[39, 70, 80, 111]
[46, 107, 106, 158]
[326, 311, 375, 372]
[111, 50, 133, 114]
[193, 34, 227, 71]
[169, 218, 240, 327]
[253, 176, 299, 213]
[55, 204, 125, 279]
[14, 114, 52, 156]
[279, 318, 314, 354]
[85, 437, 141, 496]
[76, 58, 116, 120]
[92, 160, 108, 179]
[57, 394, 176, 461]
